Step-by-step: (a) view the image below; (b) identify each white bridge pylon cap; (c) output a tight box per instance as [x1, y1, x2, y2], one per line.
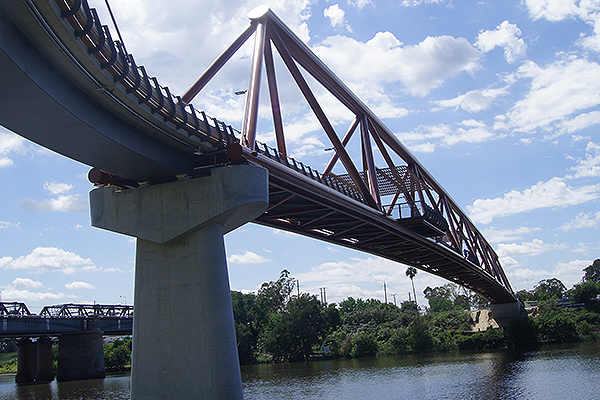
[247, 5, 271, 20]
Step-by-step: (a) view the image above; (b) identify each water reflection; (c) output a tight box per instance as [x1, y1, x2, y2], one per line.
[0, 342, 598, 399]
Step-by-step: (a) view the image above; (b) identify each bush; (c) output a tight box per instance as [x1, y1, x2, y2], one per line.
[505, 316, 537, 348]
[535, 311, 577, 342]
[349, 333, 378, 358]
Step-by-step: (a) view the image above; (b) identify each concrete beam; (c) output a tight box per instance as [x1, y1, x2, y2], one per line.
[90, 165, 268, 400]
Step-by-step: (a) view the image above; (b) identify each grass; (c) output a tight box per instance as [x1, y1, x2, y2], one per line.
[0, 352, 17, 374]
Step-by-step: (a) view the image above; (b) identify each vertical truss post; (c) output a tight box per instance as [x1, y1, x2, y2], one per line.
[242, 13, 268, 150]
[361, 117, 381, 207]
[263, 30, 286, 157]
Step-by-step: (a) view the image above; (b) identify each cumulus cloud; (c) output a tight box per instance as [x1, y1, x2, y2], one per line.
[503, 58, 600, 133]
[43, 182, 74, 195]
[324, 4, 352, 32]
[475, 21, 527, 63]
[433, 87, 508, 112]
[12, 278, 44, 289]
[313, 32, 480, 97]
[227, 251, 271, 264]
[524, 0, 600, 51]
[0, 277, 74, 303]
[467, 177, 600, 224]
[496, 238, 563, 258]
[65, 281, 96, 290]
[0, 247, 95, 274]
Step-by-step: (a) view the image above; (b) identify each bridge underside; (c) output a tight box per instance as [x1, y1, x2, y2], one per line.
[250, 150, 517, 304]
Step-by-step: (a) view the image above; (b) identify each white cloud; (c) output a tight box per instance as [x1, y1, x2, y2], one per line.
[1, 289, 73, 302]
[0, 157, 14, 168]
[397, 119, 495, 149]
[313, 32, 480, 97]
[19, 194, 87, 213]
[497, 238, 562, 258]
[347, 0, 372, 10]
[504, 58, 600, 133]
[0, 246, 95, 274]
[65, 281, 96, 290]
[524, 0, 600, 51]
[559, 211, 600, 230]
[559, 111, 600, 134]
[482, 226, 542, 243]
[467, 177, 600, 224]
[475, 20, 527, 63]
[12, 278, 44, 289]
[568, 141, 600, 178]
[324, 4, 352, 32]
[295, 256, 447, 304]
[433, 87, 508, 112]
[43, 182, 73, 195]
[507, 258, 591, 290]
[0, 128, 26, 167]
[227, 250, 271, 264]
[0, 221, 19, 229]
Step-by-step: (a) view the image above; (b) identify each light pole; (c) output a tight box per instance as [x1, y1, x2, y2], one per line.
[120, 295, 126, 305]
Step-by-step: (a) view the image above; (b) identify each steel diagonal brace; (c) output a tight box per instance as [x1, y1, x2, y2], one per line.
[268, 26, 379, 209]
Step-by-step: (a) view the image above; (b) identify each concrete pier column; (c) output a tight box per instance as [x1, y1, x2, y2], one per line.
[15, 338, 35, 385]
[57, 332, 105, 382]
[90, 165, 268, 400]
[490, 301, 522, 327]
[35, 336, 54, 383]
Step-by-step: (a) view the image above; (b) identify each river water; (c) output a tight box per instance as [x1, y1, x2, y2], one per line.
[1, 341, 598, 399]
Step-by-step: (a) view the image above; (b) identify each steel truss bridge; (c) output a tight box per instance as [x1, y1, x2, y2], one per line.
[1, 302, 133, 337]
[0, 0, 517, 303]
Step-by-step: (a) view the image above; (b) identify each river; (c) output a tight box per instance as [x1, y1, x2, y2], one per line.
[1, 341, 598, 399]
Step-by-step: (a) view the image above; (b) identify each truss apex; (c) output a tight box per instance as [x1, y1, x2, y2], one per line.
[247, 5, 271, 20]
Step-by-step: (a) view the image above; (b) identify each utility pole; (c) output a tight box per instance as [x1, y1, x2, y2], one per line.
[319, 287, 327, 305]
[383, 281, 387, 304]
[297, 279, 300, 298]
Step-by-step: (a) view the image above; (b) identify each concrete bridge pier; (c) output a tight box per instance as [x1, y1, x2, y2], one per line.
[490, 301, 523, 328]
[57, 331, 105, 382]
[34, 336, 54, 383]
[90, 165, 269, 400]
[15, 338, 35, 385]
[15, 337, 55, 385]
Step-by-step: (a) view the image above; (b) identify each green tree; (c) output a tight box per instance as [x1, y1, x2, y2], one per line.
[532, 278, 566, 301]
[568, 281, 600, 304]
[260, 294, 325, 361]
[103, 338, 132, 371]
[535, 310, 577, 342]
[583, 259, 600, 283]
[406, 267, 418, 307]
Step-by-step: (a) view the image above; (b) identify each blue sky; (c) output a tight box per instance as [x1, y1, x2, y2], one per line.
[1, 0, 600, 311]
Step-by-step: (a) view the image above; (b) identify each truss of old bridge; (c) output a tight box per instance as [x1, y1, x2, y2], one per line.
[0, 0, 516, 303]
[1, 302, 133, 337]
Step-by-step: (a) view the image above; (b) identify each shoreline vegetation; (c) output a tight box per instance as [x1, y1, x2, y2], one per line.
[1, 260, 599, 372]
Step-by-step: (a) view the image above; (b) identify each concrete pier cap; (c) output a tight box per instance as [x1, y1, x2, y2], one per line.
[90, 164, 269, 244]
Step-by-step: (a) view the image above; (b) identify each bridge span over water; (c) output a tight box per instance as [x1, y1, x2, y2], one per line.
[0, 0, 520, 397]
